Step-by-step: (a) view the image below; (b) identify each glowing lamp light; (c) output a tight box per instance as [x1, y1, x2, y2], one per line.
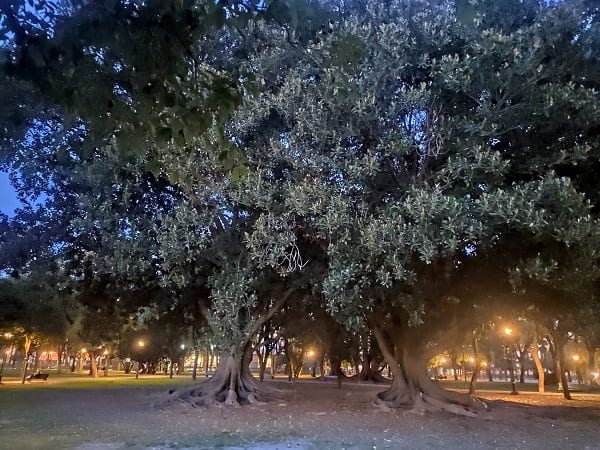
[504, 327, 513, 336]
[81, 348, 87, 353]
[103, 350, 109, 356]
[138, 340, 145, 347]
[180, 344, 185, 350]
[441, 358, 447, 364]
[572, 355, 580, 361]
[482, 362, 487, 367]
[3, 332, 13, 339]
[307, 350, 315, 357]
[469, 357, 475, 363]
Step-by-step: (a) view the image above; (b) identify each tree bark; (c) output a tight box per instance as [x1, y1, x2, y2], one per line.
[372, 325, 486, 416]
[357, 357, 389, 383]
[171, 290, 293, 406]
[554, 332, 572, 400]
[20, 336, 32, 384]
[468, 332, 479, 395]
[169, 347, 260, 406]
[192, 348, 199, 381]
[585, 341, 597, 385]
[529, 330, 545, 393]
[257, 347, 268, 382]
[89, 349, 99, 378]
[57, 345, 63, 374]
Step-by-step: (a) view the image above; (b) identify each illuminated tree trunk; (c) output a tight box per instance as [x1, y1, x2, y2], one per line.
[20, 336, 33, 384]
[529, 329, 544, 393]
[89, 349, 99, 378]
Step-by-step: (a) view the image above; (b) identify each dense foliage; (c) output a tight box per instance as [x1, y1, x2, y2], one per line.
[1, 0, 600, 409]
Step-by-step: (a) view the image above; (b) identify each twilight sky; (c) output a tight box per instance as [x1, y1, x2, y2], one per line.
[0, 172, 20, 217]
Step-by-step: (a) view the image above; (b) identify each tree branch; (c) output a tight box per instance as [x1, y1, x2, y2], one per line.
[246, 287, 294, 342]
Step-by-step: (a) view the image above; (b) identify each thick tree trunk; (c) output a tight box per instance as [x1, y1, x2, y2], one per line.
[57, 345, 62, 374]
[169, 351, 260, 407]
[257, 349, 267, 382]
[585, 342, 597, 385]
[357, 358, 389, 383]
[554, 333, 572, 400]
[20, 336, 32, 384]
[172, 289, 293, 406]
[468, 333, 479, 395]
[529, 331, 545, 393]
[372, 326, 486, 416]
[318, 355, 325, 381]
[192, 348, 199, 381]
[89, 350, 99, 378]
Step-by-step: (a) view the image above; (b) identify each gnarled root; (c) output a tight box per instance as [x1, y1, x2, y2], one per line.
[374, 376, 487, 417]
[165, 356, 259, 407]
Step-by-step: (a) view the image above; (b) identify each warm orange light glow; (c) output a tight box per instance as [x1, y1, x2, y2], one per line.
[482, 362, 487, 367]
[307, 350, 315, 357]
[504, 327, 513, 336]
[3, 332, 13, 339]
[81, 348, 87, 353]
[103, 350, 109, 355]
[469, 357, 474, 363]
[138, 340, 145, 347]
[441, 358, 447, 363]
[572, 355, 580, 361]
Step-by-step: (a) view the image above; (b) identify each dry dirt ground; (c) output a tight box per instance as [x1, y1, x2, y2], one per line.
[1, 379, 599, 449]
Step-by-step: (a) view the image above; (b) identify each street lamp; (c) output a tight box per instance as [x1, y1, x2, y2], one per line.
[138, 340, 145, 348]
[501, 326, 518, 395]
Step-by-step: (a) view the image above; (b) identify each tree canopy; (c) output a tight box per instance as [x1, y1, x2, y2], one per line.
[1, 0, 600, 411]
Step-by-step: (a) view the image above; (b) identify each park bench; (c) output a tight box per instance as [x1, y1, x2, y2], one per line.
[26, 373, 49, 382]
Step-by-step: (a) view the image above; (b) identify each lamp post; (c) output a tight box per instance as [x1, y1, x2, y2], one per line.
[136, 340, 145, 379]
[503, 327, 518, 395]
[306, 350, 316, 377]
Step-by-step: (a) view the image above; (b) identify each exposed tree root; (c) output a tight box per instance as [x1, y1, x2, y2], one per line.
[371, 324, 487, 417]
[349, 371, 391, 384]
[165, 356, 260, 407]
[374, 375, 488, 417]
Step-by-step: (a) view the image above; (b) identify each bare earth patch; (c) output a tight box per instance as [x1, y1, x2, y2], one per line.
[1, 379, 599, 449]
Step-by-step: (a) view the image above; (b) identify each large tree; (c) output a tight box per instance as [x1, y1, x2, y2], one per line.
[231, 0, 600, 413]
